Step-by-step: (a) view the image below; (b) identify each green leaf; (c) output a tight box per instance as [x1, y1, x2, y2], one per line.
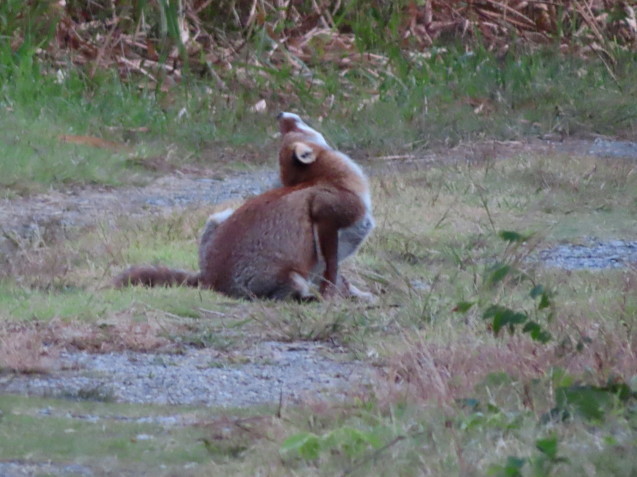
[486, 263, 512, 286]
[530, 285, 552, 309]
[488, 456, 526, 477]
[280, 432, 321, 460]
[483, 305, 527, 335]
[603, 379, 635, 401]
[555, 386, 611, 421]
[538, 292, 551, 309]
[457, 397, 480, 410]
[498, 230, 528, 243]
[529, 285, 545, 298]
[326, 427, 382, 457]
[522, 321, 552, 343]
[535, 435, 558, 459]
[504, 456, 527, 475]
[453, 301, 474, 313]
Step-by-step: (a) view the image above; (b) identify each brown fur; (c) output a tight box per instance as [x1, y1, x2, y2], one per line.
[114, 131, 370, 300]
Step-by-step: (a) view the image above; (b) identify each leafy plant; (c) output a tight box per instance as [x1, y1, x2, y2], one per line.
[550, 380, 636, 422]
[456, 230, 554, 343]
[488, 434, 568, 477]
[280, 426, 383, 461]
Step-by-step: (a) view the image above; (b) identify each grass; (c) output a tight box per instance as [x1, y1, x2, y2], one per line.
[0, 394, 266, 475]
[2, 144, 637, 474]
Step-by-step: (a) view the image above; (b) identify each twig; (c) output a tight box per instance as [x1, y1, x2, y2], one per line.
[372, 154, 417, 161]
[276, 386, 284, 418]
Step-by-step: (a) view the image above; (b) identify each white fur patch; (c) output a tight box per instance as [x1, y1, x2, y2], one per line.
[208, 208, 234, 225]
[290, 271, 313, 299]
[279, 112, 329, 148]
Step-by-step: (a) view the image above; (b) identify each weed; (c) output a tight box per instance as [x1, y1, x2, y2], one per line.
[248, 300, 370, 343]
[0, 323, 58, 373]
[488, 434, 569, 477]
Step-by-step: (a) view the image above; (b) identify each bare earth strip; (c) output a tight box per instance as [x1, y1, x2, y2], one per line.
[0, 169, 277, 260]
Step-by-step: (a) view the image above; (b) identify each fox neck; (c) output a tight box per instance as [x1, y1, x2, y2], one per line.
[328, 152, 372, 212]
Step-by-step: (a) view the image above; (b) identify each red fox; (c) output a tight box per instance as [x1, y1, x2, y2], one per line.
[114, 113, 374, 300]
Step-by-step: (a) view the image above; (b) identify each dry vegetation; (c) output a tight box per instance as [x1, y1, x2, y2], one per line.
[10, 1, 637, 98]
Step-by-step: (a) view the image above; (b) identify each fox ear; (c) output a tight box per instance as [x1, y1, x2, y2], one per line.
[292, 142, 317, 164]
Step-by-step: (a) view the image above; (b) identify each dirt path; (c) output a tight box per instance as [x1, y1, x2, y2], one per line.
[2, 136, 633, 261]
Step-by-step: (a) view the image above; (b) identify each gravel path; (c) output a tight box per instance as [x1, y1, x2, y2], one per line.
[2, 136, 635, 271]
[0, 170, 277, 261]
[0, 341, 370, 407]
[0, 462, 93, 477]
[539, 238, 637, 270]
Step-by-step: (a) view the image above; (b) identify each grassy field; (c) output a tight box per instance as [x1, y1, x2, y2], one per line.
[2, 144, 637, 475]
[2, 1, 637, 475]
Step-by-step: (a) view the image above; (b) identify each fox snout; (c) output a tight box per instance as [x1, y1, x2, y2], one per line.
[277, 112, 329, 147]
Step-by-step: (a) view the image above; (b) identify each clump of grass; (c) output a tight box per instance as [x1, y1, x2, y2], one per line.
[248, 298, 373, 343]
[0, 323, 59, 373]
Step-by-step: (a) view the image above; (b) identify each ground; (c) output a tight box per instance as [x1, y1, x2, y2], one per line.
[0, 135, 636, 476]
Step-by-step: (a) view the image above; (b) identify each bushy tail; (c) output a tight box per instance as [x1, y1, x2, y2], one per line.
[113, 266, 200, 288]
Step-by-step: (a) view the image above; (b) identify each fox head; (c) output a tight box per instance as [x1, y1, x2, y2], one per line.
[277, 113, 372, 210]
[279, 133, 367, 194]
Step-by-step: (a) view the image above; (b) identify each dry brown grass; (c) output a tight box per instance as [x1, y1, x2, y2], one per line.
[0, 323, 59, 373]
[376, 317, 637, 408]
[0, 314, 179, 374]
[11, 1, 636, 92]
[43, 314, 176, 353]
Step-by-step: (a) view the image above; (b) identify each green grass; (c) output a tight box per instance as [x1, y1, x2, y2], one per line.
[0, 108, 145, 193]
[0, 394, 258, 475]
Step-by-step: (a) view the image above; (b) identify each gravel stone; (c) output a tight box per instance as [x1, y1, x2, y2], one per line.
[0, 462, 93, 477]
